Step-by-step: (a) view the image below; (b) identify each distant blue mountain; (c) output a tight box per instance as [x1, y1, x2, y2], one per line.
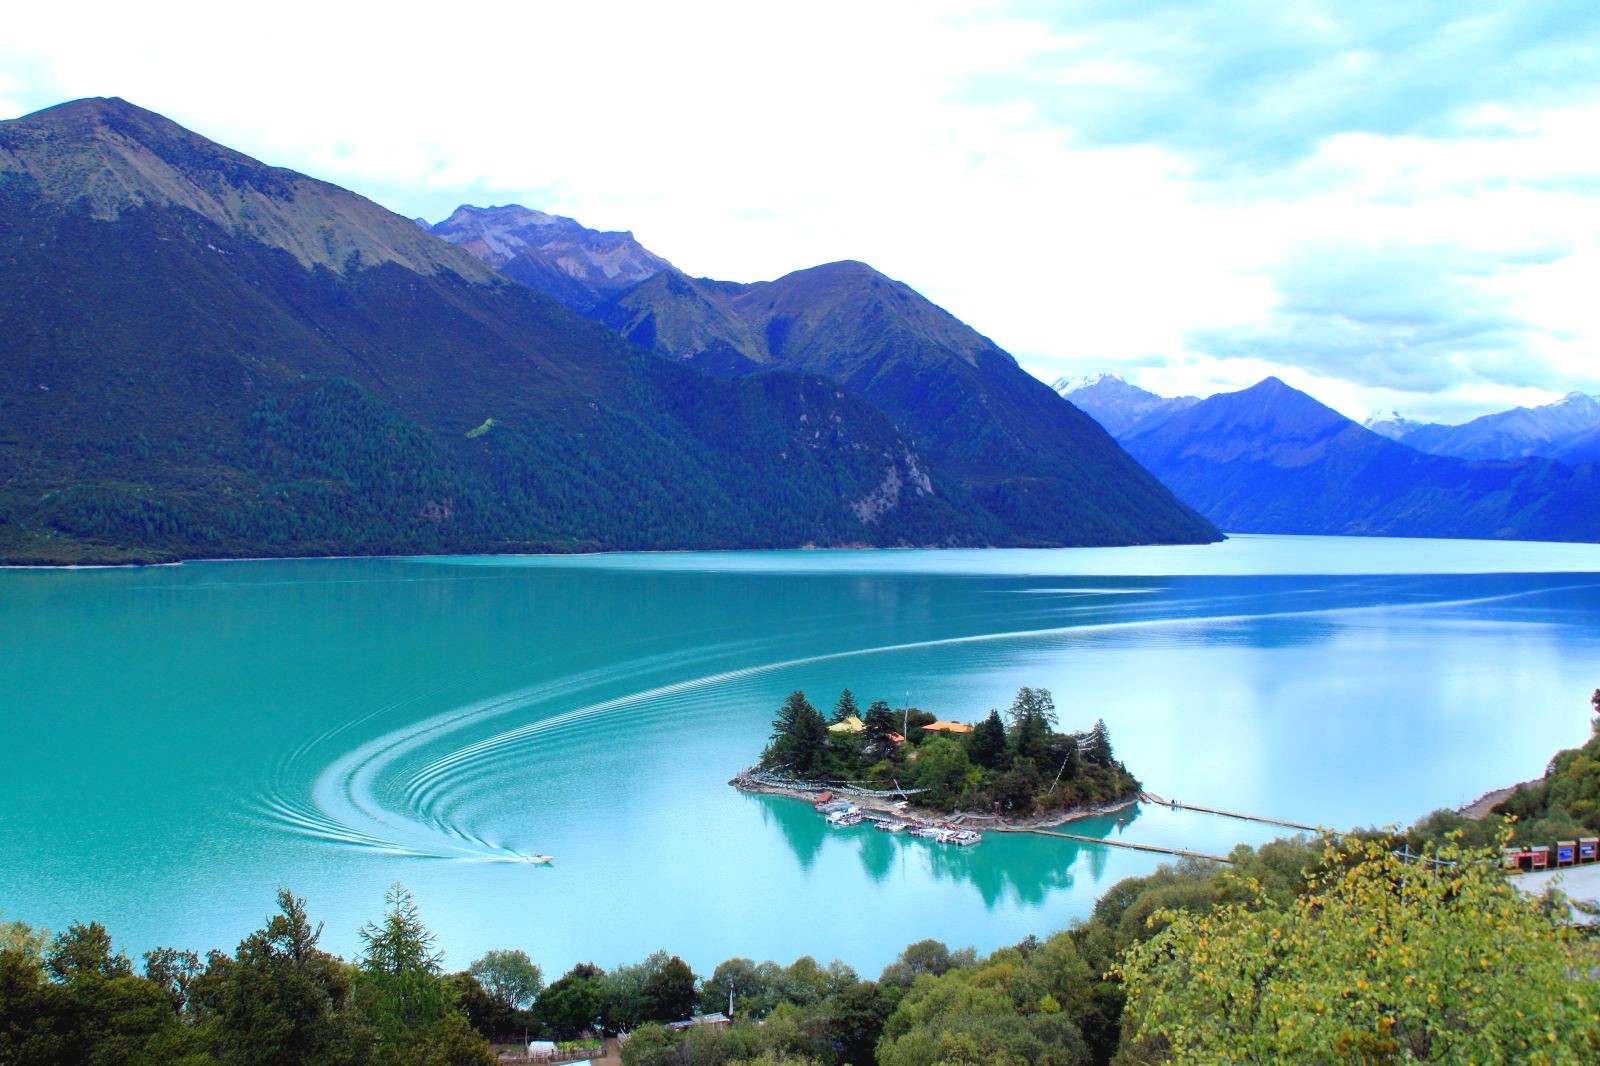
[1054, 373, 1199, 437]
[1365, 393, 1600, 461]
[1123, 378, 1600, 540]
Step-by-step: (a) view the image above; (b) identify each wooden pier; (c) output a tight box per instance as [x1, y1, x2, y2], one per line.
[1139, 792, 1321, 833]
[996, 825, 1233, 864]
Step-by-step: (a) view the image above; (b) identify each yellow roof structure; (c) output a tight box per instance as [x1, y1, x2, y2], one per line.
[923, 720, 974, 734]
[827, 715, 865, 733]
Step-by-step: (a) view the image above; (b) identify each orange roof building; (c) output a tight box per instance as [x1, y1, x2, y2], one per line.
[922, 720, 974, 734]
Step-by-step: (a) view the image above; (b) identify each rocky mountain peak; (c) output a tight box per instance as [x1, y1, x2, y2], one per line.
[0, 97, 494, 281]
[431, 202, 673, 308]
[1055, 371, 1199, 439]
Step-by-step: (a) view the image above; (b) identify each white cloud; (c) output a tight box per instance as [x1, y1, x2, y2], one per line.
[3, 1, 1598, 424]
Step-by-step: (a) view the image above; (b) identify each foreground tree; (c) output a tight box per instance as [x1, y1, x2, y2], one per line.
[467, 948, 542, 1013]
[877, 934, 1093, 1066]
[641, 955, 699, 1023]
[46, 921, 133, 981]
[535, 963, 608, 1038]
[143, 945, 203, 1017]
[359, 883, 443, 977]
[1116, 835, 1600, 1063]
[187, 888, 372, 1066]
[355, 883, 481, 1063]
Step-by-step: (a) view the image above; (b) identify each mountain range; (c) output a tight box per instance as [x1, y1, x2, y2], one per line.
[1060, 377, 1600, 540]
[427, 202, 1219, 548]
[0, 97, 1217, 563]
[1362, 393, 1600, 463]
[1052, 374, 1199, 438]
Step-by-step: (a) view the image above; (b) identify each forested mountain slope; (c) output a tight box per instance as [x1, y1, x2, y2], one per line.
[0, 99, 994, 562]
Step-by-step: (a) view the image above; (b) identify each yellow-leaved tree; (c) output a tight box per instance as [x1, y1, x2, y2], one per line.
[1114, 834, 1599, 1064]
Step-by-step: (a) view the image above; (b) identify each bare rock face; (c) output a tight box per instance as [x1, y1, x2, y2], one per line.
[0, 97, 496, 281]
[431, 204, 673, 312]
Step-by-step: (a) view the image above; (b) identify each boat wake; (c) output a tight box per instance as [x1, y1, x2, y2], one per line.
[254, 582, 1591, 862]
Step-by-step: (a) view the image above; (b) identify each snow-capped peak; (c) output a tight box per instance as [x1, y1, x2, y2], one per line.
[1054, 372, 1127, 395]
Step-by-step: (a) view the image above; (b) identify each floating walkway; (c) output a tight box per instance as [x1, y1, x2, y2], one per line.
[998, 825, 1232, 864]
[991, 791, 1330, 864]
[1139, 792, 1321, 833]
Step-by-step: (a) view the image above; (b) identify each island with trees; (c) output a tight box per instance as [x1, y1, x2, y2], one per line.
[733, 687, 1141, 830]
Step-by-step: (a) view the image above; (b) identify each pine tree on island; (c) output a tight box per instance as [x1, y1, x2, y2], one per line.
[763, 691, 829, 777]
[969, 710, 1008, 769]
[1084, 719, 1114, 765]
[862, 699, 899, 755]
[832, 688, 860, 724]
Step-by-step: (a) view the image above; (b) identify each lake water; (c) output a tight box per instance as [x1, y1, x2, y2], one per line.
[4, 534, 1600, 976]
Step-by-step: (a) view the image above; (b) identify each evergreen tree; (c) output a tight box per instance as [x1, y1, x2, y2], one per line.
[1005, 687, 1058, 731]
[969, 709, 1008, 769]
[1012, 708, 1050, 762]
[762, 691, 829, 778]
[863, 700, 900, 753]
[1084, 719, 1113, 765]
[358, 883, 442, 977]
[832, 688, 860, 723]
[357, 883, 453, 1050]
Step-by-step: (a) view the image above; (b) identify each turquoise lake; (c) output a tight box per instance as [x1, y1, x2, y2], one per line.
[5, 534, 1600, 975]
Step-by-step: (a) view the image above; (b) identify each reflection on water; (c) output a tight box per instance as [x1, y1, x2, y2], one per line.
[762, 795, 1217, 910]
[3, 538, 1600, 974]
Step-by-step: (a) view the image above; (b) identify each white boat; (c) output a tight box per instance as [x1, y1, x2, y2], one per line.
[522, 853, 554, 865]
[875, 821, 907, 833]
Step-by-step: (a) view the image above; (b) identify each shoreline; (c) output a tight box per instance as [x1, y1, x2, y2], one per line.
[730, 769, 1141, 834]
[0, 535, 1232, 572]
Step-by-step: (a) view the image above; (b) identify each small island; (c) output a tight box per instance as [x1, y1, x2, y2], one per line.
[732, 687, 1141, 837]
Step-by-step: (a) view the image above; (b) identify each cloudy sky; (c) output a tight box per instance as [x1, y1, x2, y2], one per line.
[4, 1, 1598, 422]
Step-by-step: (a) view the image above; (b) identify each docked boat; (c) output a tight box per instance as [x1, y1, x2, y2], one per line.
[875, 821, 907, 833]
[826, 806, 865, 827]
